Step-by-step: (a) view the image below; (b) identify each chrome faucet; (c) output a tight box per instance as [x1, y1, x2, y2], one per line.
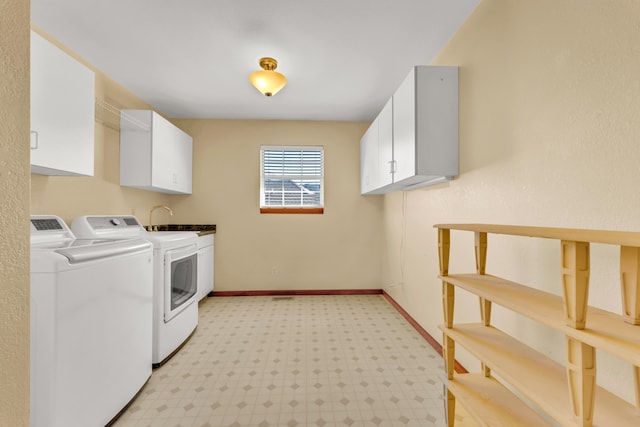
[148, 205, 173, 232]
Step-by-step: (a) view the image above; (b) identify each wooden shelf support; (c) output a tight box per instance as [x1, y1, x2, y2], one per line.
[566, 338, 596, 427]
[439, 227, 456, 425]
[479, 298, 491, 327]
[445, 387, 456, 427]
[474, 231, 488, 275]
[475, 231, 492, 328]
[439, 228, 451, 276]
[620, 246, 640, 325]
[443, 281, 455, 329]
[443, 334, 455, 380]
[635, 365, 640, 410]
[439, 228, 454, 328]
[475, 232, 492, 378]
[561, 241, 590, 329]
[442, 335, 456, 425]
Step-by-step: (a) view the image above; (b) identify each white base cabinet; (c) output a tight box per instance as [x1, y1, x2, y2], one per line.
[361, 66, 458, 195]
[120, 110, 193, 194]
[196, 234, 214, 301]
[30, 31, 95, 176]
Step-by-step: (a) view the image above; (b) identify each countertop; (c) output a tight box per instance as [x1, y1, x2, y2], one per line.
[145, 224, 216, 236]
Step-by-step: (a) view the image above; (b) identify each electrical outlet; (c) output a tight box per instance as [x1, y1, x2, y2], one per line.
[271, 266, 278, 275]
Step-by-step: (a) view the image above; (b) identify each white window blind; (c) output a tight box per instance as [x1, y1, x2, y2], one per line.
[260, 146, 324, 209]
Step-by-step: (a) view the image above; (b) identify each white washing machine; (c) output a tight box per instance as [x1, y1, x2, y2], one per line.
[30, 215, 153, 427]
[72, 215, 199, 366]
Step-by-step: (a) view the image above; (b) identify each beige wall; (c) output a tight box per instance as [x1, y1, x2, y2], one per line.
[29, 33, 384, 293]
[0, 0, 30, 424]
[171, 119, 383, 290]
[382, 0, 640, 403]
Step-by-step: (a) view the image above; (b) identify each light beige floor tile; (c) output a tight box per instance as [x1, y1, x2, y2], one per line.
[112, 295, 479, 427]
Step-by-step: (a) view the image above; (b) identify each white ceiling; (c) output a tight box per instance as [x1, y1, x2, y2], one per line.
[31, 0, 480, 122]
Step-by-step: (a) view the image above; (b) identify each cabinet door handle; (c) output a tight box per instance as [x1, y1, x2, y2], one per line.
[388, 160, 397, 174]
[30, 131, 39, 150]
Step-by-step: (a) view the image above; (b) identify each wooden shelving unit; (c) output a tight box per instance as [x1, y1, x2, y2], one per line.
[435, 224, 640, 427]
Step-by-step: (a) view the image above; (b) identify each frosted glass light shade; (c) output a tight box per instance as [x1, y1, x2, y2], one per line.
[249, 57, 287, 97]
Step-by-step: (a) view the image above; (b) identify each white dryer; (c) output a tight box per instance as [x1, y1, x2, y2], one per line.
[30, 215, 153, 427]
[72, 215, 199, 366]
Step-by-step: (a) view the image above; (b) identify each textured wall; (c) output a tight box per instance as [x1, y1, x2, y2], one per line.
[171, 119, 384, 291]
[0, 0, 31, 425]
[382, 0, 640, 403]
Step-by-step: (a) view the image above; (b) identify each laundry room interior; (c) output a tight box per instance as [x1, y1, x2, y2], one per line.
[3, 1, 640, 426]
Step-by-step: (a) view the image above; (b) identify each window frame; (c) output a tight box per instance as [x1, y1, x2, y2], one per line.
[259, 145, 325, 214]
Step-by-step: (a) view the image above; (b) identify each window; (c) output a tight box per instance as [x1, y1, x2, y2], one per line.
[260, 145, 324, 214]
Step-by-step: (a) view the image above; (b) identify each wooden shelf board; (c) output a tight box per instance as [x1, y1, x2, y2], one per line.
[440, 323, 640, 427]
[434, 224, 640, 247]
[446, 373, 552, 427]
[440, 273, 640, 366]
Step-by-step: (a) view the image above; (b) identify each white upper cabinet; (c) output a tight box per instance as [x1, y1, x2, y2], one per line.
[391, 68, 418, 184]
[120, 110, 193, 194]
[378, 99, 394, 188]
[360, 66, 458, 195]
[360, 98, 394, 194]
[30, 31, 95, 176]
[360, 117, 379, 194]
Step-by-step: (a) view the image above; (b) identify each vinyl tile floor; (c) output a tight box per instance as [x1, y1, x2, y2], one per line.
[113, 295, 477, 427]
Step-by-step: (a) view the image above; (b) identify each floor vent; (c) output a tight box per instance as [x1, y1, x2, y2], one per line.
[272, 296, 294, 301]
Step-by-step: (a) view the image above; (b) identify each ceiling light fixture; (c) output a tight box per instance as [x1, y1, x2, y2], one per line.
[249, 57, 287, 97]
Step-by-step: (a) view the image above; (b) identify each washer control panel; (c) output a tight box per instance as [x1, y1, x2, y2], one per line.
[86, 216, 141, 230]
[71, 215, 143, 239]
[30, 215, 75, 244]
[31, 217, 65, 231]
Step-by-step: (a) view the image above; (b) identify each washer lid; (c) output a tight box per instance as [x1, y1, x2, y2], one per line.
[54, 239, 151, 264]
[32, 238, 114, 250]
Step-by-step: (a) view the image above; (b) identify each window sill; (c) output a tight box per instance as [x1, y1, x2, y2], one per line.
[260, 207, 324, 214]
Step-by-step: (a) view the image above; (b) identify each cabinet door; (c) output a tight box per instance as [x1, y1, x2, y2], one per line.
[392, 68, 416, 183]
[197, 244, 214, 300]
[173, 129, 193, 194]
[360, 119, 378, 194]
[360, 98, 394, 194]
[151, 112, 192, 194]
[377, 98, 394, 187]
[30, 31, 95, 176]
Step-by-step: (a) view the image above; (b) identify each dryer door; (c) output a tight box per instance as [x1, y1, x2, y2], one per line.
[164, 244, 198, 322]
